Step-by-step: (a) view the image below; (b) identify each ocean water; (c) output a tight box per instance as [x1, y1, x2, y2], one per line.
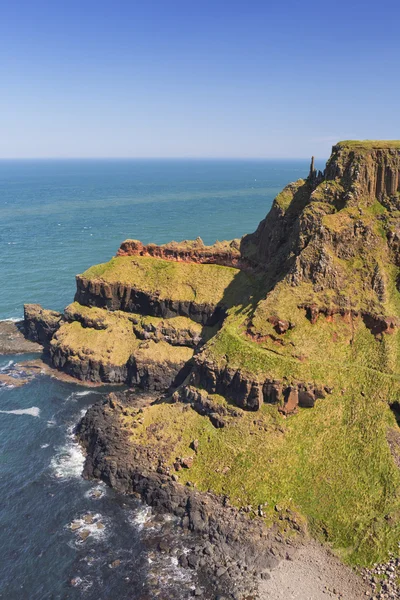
[0, 159, 324, 599]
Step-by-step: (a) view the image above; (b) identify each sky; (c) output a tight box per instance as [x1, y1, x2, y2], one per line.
[0, 0, 399, 159]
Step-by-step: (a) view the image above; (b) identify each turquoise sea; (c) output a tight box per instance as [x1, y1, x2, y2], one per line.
[0, 158, 324, 599]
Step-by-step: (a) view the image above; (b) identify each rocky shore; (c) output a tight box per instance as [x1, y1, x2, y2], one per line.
[76, 390, 373, 599]
[0, 319, 42, 354]
[14, 141, 400, 597]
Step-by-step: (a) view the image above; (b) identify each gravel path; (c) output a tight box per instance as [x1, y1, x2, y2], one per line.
[260, 540, 371, 600]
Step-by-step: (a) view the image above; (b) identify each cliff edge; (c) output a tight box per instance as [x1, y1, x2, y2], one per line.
[23, 141, 400, 587]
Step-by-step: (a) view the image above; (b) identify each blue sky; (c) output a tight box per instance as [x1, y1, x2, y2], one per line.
[0, 0, 399, 158]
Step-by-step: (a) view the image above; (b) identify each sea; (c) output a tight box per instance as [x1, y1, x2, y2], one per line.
[0, 158, 325, 599]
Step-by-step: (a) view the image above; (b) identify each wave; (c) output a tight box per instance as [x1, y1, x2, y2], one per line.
[0, 406, 40, 417]
[84, 483, 106, 500]
[128, 505, 152, 530]
[0, 317, 23, 323]
[65, 390, 100, 403]
[50, 438, 85, 479]
[0, 360, 14, 372]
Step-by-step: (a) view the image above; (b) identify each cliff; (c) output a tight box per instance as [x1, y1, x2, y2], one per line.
[23, 141, 400, 573]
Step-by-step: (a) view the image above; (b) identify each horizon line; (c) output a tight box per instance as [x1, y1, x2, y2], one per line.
[0, 155, 325, 161]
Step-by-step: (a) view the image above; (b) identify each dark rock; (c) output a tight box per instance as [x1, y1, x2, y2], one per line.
[75, 276, 226, 326]
[76, 394, 293, 599]
[24, 304, 64, 346]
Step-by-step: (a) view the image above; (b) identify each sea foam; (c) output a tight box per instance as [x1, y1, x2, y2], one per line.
[0, 406, 40, 417]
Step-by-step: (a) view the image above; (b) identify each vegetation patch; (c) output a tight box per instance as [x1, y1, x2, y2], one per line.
[81, 255, 256, 307]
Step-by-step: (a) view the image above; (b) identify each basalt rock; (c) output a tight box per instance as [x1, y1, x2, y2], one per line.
[240, 141, 400, 320]
[300, 303, 398, 336]
[24, 304, 64, 346]
[76, 395, 290, 599]
[50, 337, 192, 390]
[172, 385, 242, 427]
[117, 237, 247, 269]
[75, 276, 225, 326]
[190, 359, 326, 414]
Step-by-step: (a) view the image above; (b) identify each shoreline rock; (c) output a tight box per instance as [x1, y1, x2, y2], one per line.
[75, 276, 226, 326]
[76, 393, 296, 599]
[0, 320, 43, 355]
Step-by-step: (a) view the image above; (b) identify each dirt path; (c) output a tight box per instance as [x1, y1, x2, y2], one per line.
[260, 540, 371, 600]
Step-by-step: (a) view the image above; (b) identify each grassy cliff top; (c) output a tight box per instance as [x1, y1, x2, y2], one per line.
[80, 255, 255, 306]
[336, 140, 400, 150]
[52, 319, 139, 366]
[65, 301, 203, 334]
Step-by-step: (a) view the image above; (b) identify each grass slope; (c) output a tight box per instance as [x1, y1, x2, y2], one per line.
[81, 255, 255, 306]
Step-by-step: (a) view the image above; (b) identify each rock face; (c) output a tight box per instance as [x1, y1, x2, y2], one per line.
[241, 141, 400, 325]
[190, 359, 326, 414]
[21, 141, 400, 409]
[24, 304, 64, 345]
[75, 276, 225, 326]
[76, 394, 290, 599]
[325, 142, 400, 204]
[0, 320, 42, 355]
[117, 237, 245, 268]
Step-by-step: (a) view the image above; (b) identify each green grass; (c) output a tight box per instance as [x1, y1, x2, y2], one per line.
[336, 140, 400, 150]
[80, 255, 256, 307]
[121, 381, 400, 565]
[52, 319, 138, 365]
[65, 301, 204, 339]
[53, 309, 194, 368]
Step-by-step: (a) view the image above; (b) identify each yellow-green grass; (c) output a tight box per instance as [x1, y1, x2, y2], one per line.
[336, 140, 400, 150]
[54, 307, 194, 367]
[80, 255, 256, 307]
[65, 301, 204, 338]
[52, 319, 138, 365]
[120, 382, 400, 566]
[133, 339, 193, 365]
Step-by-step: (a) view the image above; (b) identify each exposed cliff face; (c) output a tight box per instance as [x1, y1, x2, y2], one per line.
[24, 304, 64, 345]
[241, 141, 400, 322]
[50, 337, 192, 389]
[76, 393, 289, 599]
[189, 359, 326, 413]
[75, 275, 225, 325]
[325, 142, 400, 205]
[117, 237, 246, 268]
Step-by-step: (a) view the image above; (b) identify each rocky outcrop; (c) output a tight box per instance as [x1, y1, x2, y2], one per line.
[240, 142, 400, 324]
[75, 276, 225, 326]
[117, 237, 246, 268]
[0, 320, 42, 354]
[325, 142, 400, 205]
[190, 359, 327, 414]
[49, 343, 129, 384]
[64, 303, 203, 348]
[300, 303, 398, 336]
[172, 385, 243, 428]
[76, 394, 293, 599]
[50, 337, 193, 390]
[24, 304, 64, 346]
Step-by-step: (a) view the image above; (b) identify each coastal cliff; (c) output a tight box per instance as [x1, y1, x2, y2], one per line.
[22, 141, 400, 592]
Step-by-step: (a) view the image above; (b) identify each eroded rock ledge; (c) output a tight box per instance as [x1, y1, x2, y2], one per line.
[189, 361, 328, 414]
[76, 393, 296, 599]
[117, 237, 247, 269]
[75, 276, 225, 326]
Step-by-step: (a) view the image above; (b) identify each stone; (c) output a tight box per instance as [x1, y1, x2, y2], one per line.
[182, 457, 194, 469]
[109, 559, 121, 568]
